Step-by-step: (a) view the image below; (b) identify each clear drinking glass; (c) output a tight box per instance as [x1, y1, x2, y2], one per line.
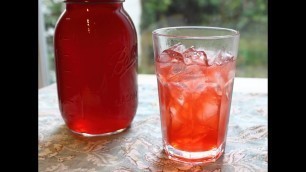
[152, 26, 240, 163]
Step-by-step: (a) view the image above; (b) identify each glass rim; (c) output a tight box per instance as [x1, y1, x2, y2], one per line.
[152, 26, 240, 40]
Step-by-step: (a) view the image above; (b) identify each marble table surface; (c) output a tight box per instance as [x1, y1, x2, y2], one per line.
[39, 74, 267, 172]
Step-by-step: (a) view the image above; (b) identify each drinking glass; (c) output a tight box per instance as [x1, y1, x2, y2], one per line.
[152, 26, 239, 163]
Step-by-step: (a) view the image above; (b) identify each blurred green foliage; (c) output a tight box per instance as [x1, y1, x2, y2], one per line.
[42, 0, 267, 79]
[139, 0, 267, 77]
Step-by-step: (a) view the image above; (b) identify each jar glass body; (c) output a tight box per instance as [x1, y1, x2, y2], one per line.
[54, 0, 138, 136]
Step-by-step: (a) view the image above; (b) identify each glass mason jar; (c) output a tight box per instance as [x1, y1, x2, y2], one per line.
[54, 0, 138, 136]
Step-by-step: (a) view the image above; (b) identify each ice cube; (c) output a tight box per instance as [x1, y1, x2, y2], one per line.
[182, 47, 208, 65]
[204, 50, 216, 66]
[214, 50, 224, 65]
[170, 63, 185, 75]
[183, 76, 206, 93]
[183, 63, 203, 76]
[182, 47, 196, 57]
[202, 101, 219, 119]
[159, 51, 172, 63]
[168, 82, 186, 102]
[170, 43, 186, 53]
[168, 83, 188, 121]
[182, 47, 195, 65]
[223, 51, 234, 61]
[213, 72, 225, 90]
[159, 49, 183, 63]
[158, 61, 172, 69]
[197, 86, 221, 126]
[183, 57, 193, 65]
[213, 50, 234, 65]
[194, 51, 208, 65]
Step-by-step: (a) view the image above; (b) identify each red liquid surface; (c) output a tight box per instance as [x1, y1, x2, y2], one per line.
[156, 45, 235, 152]
[54, 3, 137, 135]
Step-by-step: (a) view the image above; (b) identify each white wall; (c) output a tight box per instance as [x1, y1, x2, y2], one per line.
[123, 0, 142, 65]
[38, 0, 50, 88]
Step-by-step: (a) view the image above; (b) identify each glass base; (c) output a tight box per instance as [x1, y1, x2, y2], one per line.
[69, 127, 129, 137]
[164, 142, 225, 164]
